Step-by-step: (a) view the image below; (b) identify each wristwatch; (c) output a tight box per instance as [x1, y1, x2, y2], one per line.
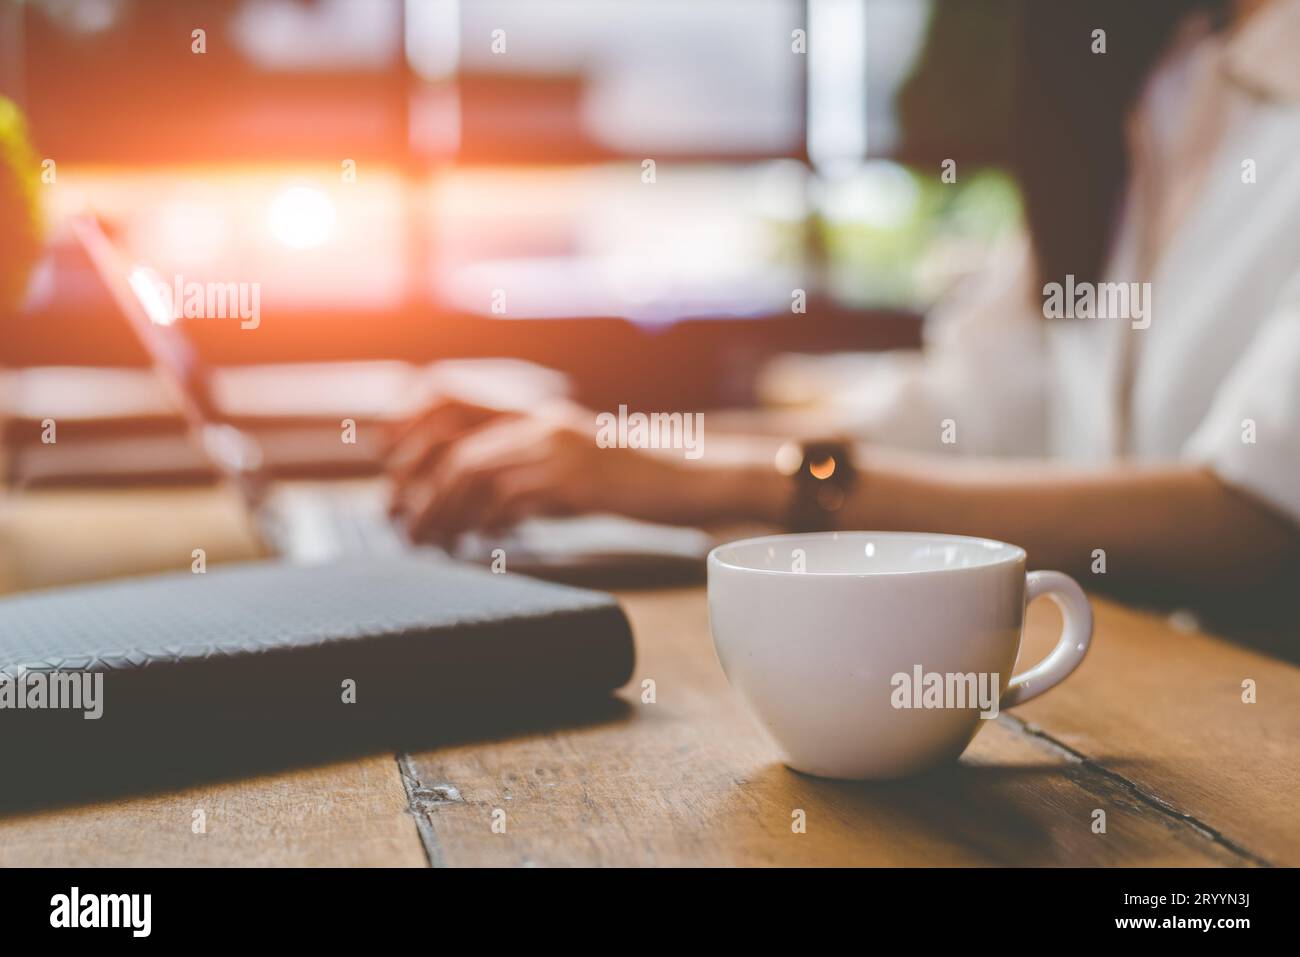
[775, 439, 857, 532]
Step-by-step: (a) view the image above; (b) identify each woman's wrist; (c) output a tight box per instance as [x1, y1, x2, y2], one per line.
[724, 459, 790, 526]
[668, 441, 789, 527]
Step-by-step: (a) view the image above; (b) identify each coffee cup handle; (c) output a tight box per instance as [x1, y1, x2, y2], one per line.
[1000, 570, 1093, 709]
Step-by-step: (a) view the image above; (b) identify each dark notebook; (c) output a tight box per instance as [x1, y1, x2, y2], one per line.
[0, 557, 635, 804]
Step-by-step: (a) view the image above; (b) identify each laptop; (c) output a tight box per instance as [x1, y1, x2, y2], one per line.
[71, 215, 713, 575]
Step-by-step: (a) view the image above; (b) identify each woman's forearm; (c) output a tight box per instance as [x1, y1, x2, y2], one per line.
[841, 449, 1299, 589]
[702, 440, 1299, 591]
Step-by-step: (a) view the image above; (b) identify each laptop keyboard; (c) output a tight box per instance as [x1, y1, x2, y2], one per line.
[263, 483, 409, 561]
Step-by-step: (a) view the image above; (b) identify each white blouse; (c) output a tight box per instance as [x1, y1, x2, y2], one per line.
[836, 1, 1300, 528]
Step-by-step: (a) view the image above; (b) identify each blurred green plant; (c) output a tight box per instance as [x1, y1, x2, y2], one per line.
[815, 163, 1021, 310]
[0, 96, 43, 315]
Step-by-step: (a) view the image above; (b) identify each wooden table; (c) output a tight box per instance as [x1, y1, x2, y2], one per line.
[2, 545, 1297, 866]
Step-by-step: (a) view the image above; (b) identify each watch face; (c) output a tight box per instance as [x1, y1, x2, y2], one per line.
[788, 441, 855, 531]
[807, 450, 841, 481]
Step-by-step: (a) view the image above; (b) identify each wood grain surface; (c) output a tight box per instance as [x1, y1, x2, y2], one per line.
[1, 486, 1296, 866]
[0, 756, 424, 867]
[398, 588, 1280, 867]
[0, 486, 264, 595]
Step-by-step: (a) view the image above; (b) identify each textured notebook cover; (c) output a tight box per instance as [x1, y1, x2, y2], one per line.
[0, 557, 635, 801]
[0, 555, 633, 678]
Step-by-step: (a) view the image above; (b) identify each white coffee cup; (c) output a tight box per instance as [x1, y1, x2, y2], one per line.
[707, 531, 1092, 779]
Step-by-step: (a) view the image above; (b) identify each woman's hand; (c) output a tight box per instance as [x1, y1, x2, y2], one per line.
[386, 397, 770, 544]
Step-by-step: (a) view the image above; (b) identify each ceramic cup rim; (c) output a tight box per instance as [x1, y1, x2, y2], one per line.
[707, 530, 1027, 579]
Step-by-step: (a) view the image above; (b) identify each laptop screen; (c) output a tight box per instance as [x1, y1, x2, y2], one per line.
[71, 216, 267, 492]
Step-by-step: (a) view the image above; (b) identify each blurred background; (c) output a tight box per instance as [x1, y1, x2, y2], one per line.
[0, 0, 1024, 497]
